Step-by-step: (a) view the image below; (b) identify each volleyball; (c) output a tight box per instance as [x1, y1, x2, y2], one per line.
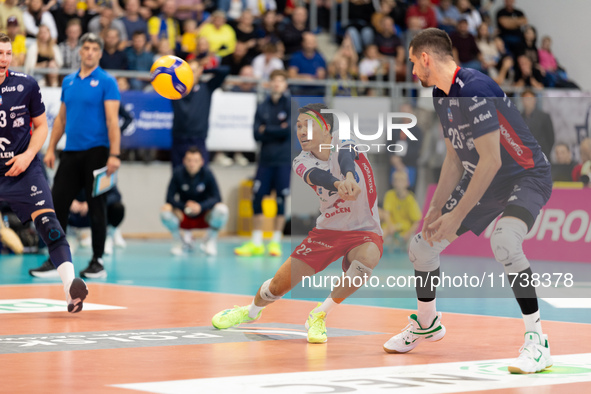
[150, 55, 195, 100]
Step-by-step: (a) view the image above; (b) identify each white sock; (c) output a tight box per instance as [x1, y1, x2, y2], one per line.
[272, 230, 282, 243]
[57, 262, 75, 295]
[248, 300, 264, 319]
[315, 297, 339, 315]
[252, 230, 263, 245]
[523, 311, 543, 337]
[181, 230, 193, 245]
[417, 299, 437, 328]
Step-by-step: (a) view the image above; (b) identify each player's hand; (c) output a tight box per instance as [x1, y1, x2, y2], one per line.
[421, 205, 442, 246]
[4, 151, 34, 177]
[426, 212, 463, 245]
[185, 201, 202, 216]
[337, 173, 361, 201]
[43, 149, 56, 169]
[106, 156, 120, 176]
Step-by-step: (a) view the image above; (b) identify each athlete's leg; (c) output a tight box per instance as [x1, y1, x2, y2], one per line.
[212, 257, 315, 329]
[83, 147, 109, 261]
[493, 205, 553, 373]
[201, 203, 229, 255]
[161, 204, 189, 255]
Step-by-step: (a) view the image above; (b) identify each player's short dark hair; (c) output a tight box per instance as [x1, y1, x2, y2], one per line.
[409, 28, 453, 60]
[185, 146, 203, 156]
[299, 103, 333, 134]
[270, 69, 287, 81]
[0, 33, 11, 44]
[79, 32, 104, 50]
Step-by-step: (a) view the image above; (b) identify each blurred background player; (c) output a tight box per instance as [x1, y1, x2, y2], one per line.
[170, 60, 229, 169]
[68, 187, 126, 255]
[383, 28, 553, 375]
[379, 171, 422, 252]
[160, 147, 229, 256]
[213, 104, 383, 344]
[234, 70, 290, 257]
[0, 33, 87, 312]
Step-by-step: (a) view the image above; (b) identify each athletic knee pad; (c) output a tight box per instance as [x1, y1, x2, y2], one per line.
[408, 233, 449, 272]
[345, 260, 373, 281]
[490, 217, 530, 273]
[160, 210, 180, 232]
[34, 212, 71, 266]
[207, 203, 229, 229]
[259, 278, 282, 302]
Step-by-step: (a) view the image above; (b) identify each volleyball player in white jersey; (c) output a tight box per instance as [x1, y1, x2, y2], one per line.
[212, 103, 383, 343]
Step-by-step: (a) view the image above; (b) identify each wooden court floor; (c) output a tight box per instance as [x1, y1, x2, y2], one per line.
[1, 283, 591, 393]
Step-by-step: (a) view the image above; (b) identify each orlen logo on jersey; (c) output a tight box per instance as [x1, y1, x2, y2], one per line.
[1, 86, 16, 94]
[295, 163, 306, 177]
[0, 137, 13, 159]
[306, 108, 418, 153]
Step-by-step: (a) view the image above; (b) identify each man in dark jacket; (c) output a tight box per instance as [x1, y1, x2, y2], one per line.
[170, 62, 230, 169]
[235, 70, 290, 257]
[521, 90, 555, 158]
[160, 147, 229, 256]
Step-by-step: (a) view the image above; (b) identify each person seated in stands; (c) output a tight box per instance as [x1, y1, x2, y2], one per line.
[551, 143, 576, 182]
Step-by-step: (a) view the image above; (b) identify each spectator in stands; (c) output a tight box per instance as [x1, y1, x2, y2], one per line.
[52, 0, 88, 44]
[153, 37, 174, 61]
[279, 6, 308, 58]
[456, 0, 481, 36]
[59, 18, 82, 69]
[514, 55, 544, 89]
[89, 6, 128, 50]
[537, 35, 575, 88]
[246, 0, 277, 18]
[572, 138, 591, 186]
[450, 18, 483, 73]
[189, 36, 220, 70]
[234, 70, 290, 258]
[100, 27, 128, 70]
[170, 61, 229, 168]
[0, 0, 26, 36]
[551, 143, 576, 182]
[256, 10, 282, 50]
[521, 25, 539, 67]
[492, 36, 514, 85]
[330, 35, 358, 76]
[228, 64, 257, 93]
[219, 0, 247, 21]
[359, 44, 385, 82]
[379, 171, 422, 252]
[193, 2, 211, 27]
[161, 146, 229, 256]
[120, 0, 148, 47]
[181, 19, 198, 54]
[6, 16, 26, 67]
[374, 16, 405, 80]
[125, 30, 153, 90]
[221, 40, 251, 75]
[288, 32, 326, 94]
[475, 22, 496, 73]
[520, 90, 555, 159]
[147, 0, 180, 52]
[371, 0, 405, 36]
[435, 0, 461, 34]
[345, 0, 375, 46]
[496, 0, 527, 57]
[175, 0, 202, 23]
[24, 0, 59, 42]
[389, 103, 423, 190]
[252, 42, 284, 80]
[25, 24, 62, 86]
[329, 57, 358, 97]
[406, 0, 437, 31]
[232, 9, 258, 59]
[199, 10, 236, 58]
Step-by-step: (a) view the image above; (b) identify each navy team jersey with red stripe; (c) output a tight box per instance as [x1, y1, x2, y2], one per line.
[0, 70, 45, 176]
[433, 67, 550, 187]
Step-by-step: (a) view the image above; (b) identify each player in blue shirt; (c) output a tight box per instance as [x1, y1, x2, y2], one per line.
[0, 33, 88, 313]
[383, 28, 553, 374]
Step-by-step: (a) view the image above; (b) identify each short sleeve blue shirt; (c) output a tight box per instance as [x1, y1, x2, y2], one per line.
[61, 66, 120, 151]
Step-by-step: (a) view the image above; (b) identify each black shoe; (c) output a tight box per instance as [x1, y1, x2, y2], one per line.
[68, 278, 89, 313]
[80, 257, 107, 279]
[29, 259, 59, 278]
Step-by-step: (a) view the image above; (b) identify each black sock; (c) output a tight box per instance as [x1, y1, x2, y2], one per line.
[509, 267, 539, 315]
[415, 267, 440, 302]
